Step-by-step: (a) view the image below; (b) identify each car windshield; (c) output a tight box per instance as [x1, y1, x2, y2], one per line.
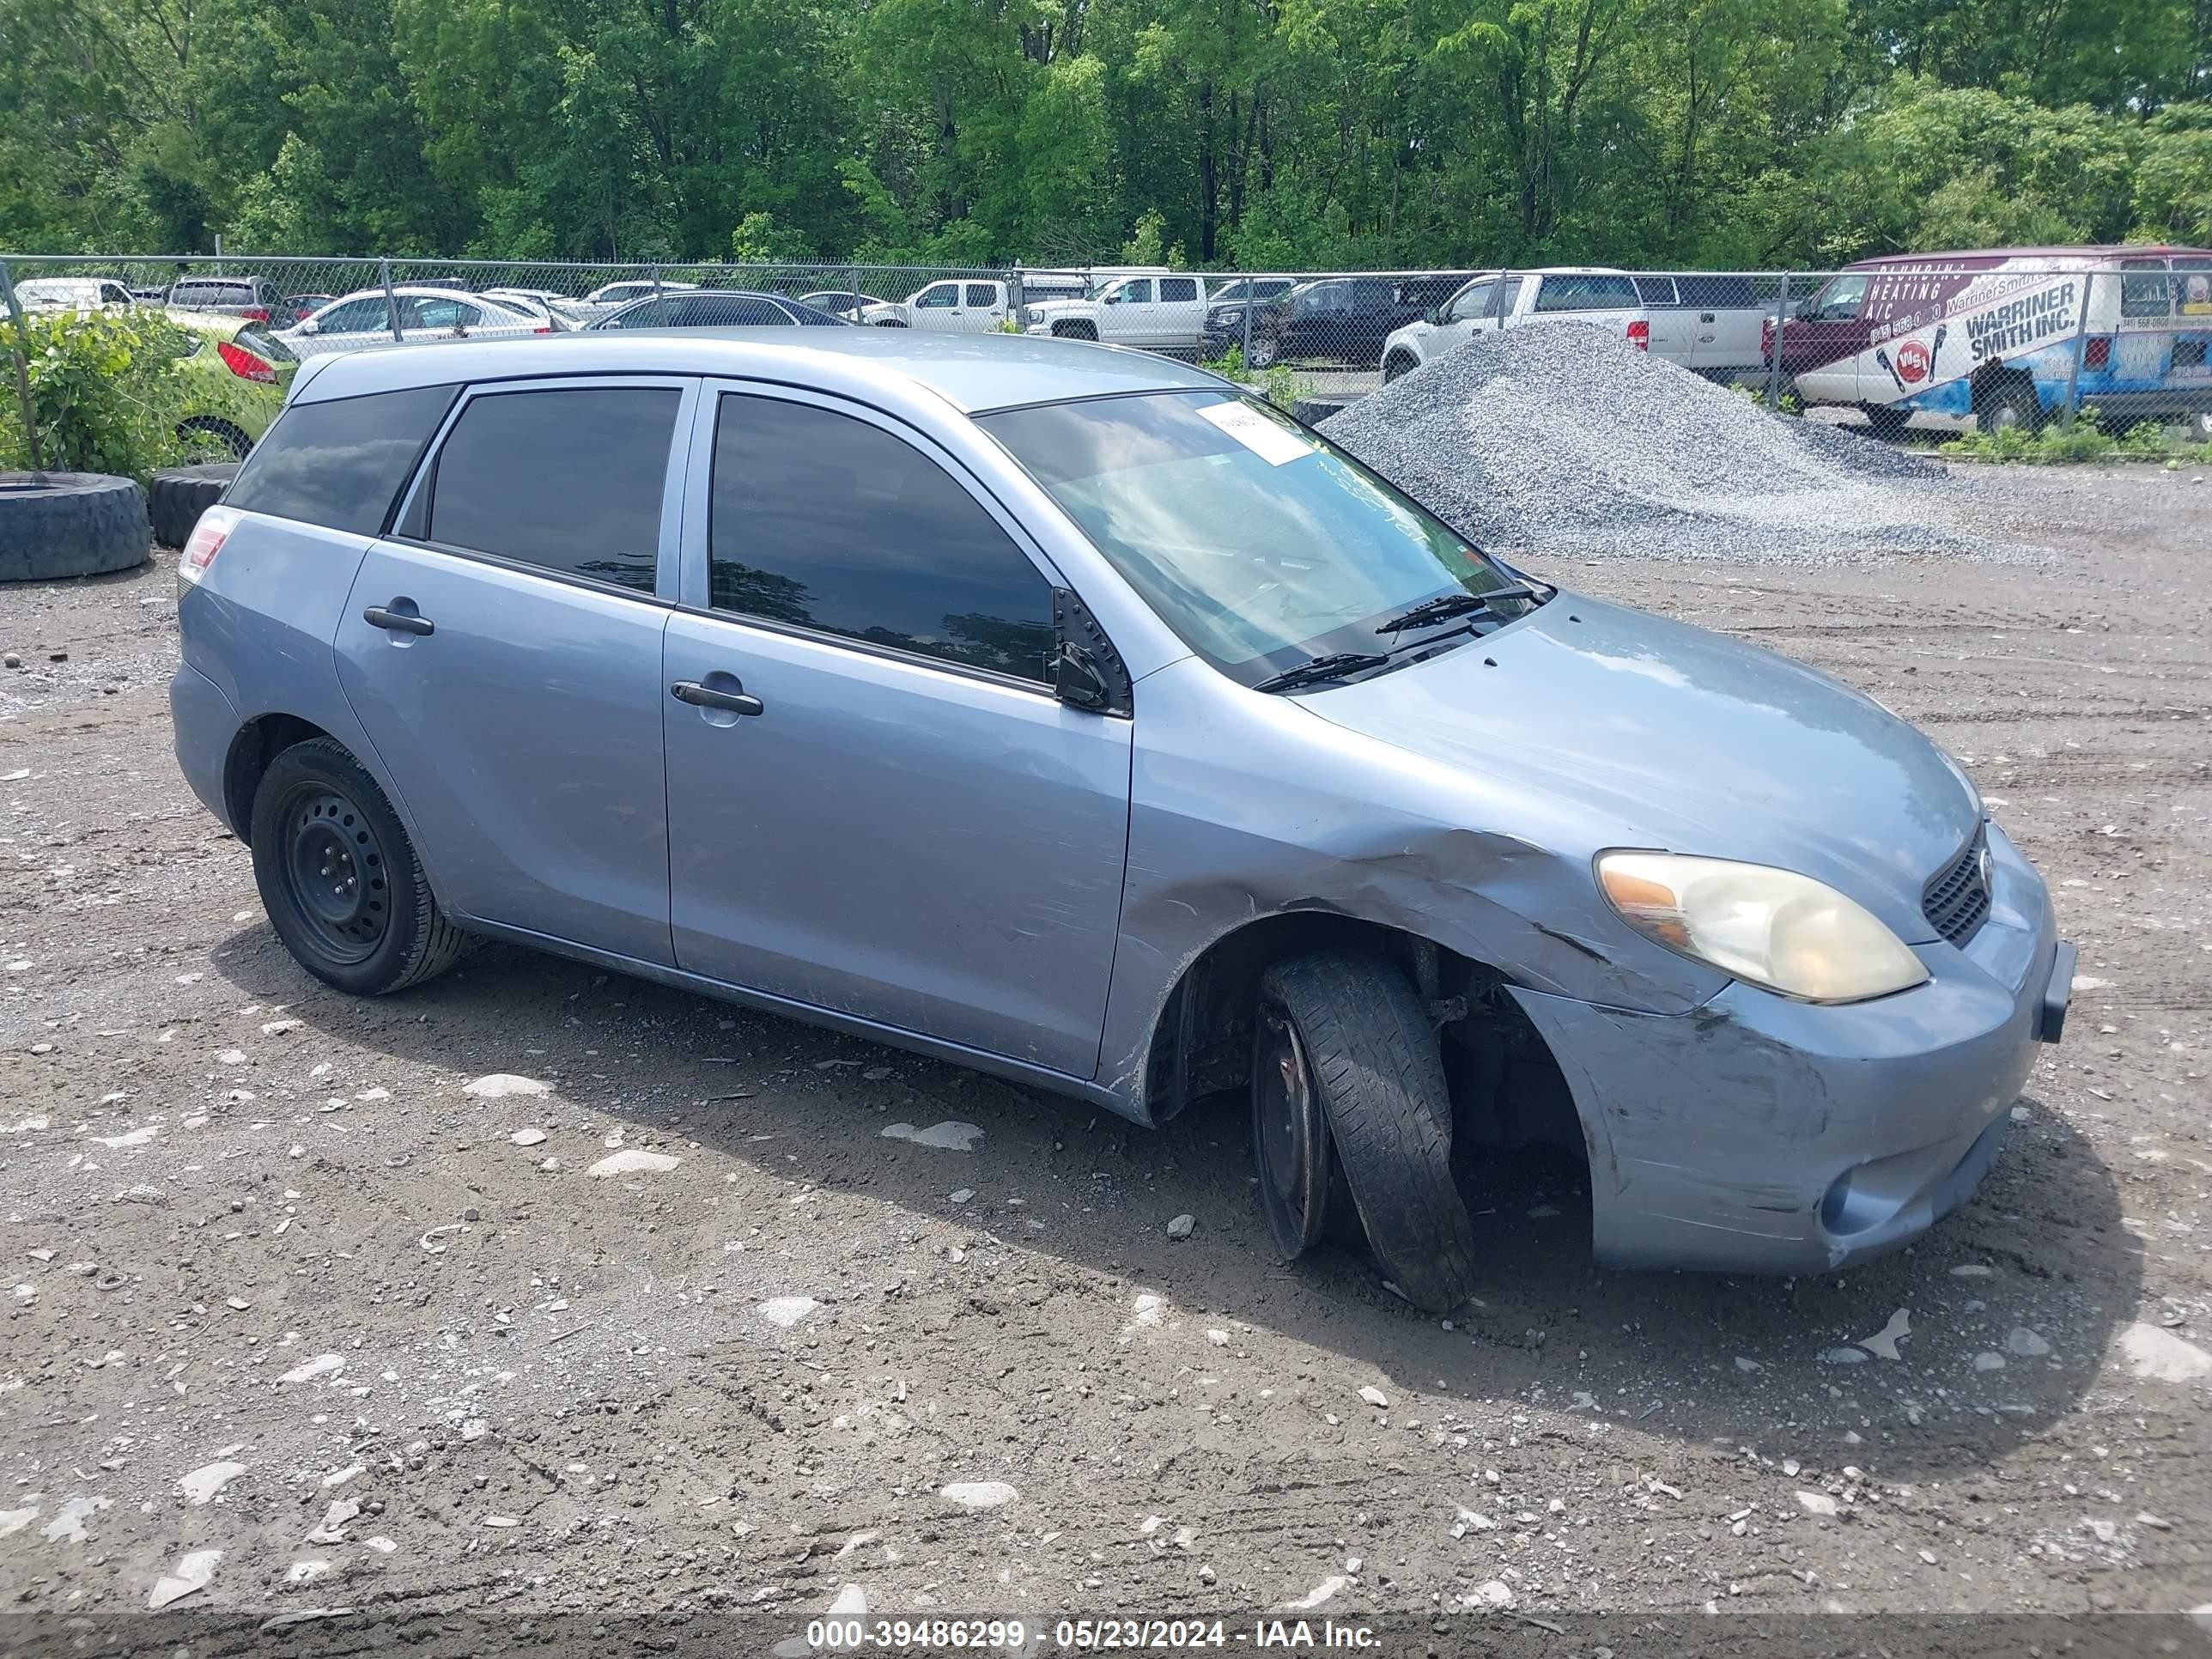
[979, 390, 1529, 686]
[17, 278, 103, 307]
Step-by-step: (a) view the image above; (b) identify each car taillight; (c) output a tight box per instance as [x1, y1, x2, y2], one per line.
[178, 504, 241, 585]
[240, 307, 270, 322]
[1761, 317, 1775, 357]
[533, 323, 552, 334]
[216, 340, 278, 383]
[2083, 336, 2112, 370]
[1627, 319, 1650, 350]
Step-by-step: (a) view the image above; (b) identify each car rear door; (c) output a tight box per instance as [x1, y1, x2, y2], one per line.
[1156, 275, 1203, 348]
[660, 385, 1132, 1076]
[334, 375, 695, 965]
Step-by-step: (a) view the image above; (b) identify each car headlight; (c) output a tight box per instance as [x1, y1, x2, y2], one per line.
[1595, 851, 1929, 1003]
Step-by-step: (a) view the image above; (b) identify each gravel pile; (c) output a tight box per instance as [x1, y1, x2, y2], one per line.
[1323, 321, 2001, 562]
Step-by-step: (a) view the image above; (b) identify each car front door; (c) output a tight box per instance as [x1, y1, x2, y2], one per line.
[660, 386, 1133, 1076]
[334, 376, 695, 965]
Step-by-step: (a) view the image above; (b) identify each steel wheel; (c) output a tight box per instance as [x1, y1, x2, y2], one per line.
[276, 785, 389, 965]
[1252, 996, 1334, 1258]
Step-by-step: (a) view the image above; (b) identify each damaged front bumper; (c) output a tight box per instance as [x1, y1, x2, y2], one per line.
[1510, 820, 2069, 1274]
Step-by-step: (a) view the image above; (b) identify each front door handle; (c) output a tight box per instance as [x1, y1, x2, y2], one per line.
[672, 679, 763, 716]
[363, 605, 434, 636]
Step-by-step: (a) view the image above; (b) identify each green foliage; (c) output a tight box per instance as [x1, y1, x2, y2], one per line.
[0, 310, 198, 480]
[1938, 409, 2212, 465]
[1201, 344, 1249, 379]
[0, 0, 2204, 265]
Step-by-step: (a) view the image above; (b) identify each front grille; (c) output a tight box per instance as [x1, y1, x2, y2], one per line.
[1923, 826, 1991, 945]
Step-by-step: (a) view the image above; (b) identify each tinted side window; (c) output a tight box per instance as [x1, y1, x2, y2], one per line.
[321, 298, 390, 333]
[1534, 274, 1640, 312]
[605, 297, 671, 329]
[964, 283, 1000, 307]
[915, 284, 958, 309]
[1159, 276, 1199, 302]
[227, 386, 459, 535]
[1634, 277, 1680, 307]
[425, 387, 679, 593]
[708, 395, 1053, 684]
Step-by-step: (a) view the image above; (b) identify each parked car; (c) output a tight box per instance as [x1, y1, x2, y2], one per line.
[170, 330, 2072, 1310]
[1379, 268, 1654, 381]
[577, 278, 699, 319]
[1021, 271, 1207, 351]
[858, 278, 1014, 331]
[276, 286, 554, 356]
[13, 276, 137, 312]
[276, 293, 337, 327]
[162, 310, 297, 459]
[1244, 274, 1476, 368]
[795, 291, 890, 320]
[165, 275, 285, 321]
[586, 289, 849, 330]
[1767, 244, 2212, 437]
[1199, 277, 1298, 354]
[482, 288, 589, 330]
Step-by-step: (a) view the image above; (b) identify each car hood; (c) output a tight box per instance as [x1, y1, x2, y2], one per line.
[1024, 298, 1093, 315]
[1300, 594, 1978, 943]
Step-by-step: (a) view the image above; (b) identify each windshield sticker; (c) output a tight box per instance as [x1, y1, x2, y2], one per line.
[1198, 400, 1318, 466]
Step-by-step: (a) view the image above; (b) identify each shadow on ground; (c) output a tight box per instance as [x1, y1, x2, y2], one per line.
[216, 926, 2139, 1484]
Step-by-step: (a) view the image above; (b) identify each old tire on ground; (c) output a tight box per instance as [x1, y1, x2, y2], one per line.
[251, 737, 470, 997]
[149, 463, 239, 549]
[1256, 950, 1481, 1312]
[0, 472, 150, 582]
[174, 416, 253, 462]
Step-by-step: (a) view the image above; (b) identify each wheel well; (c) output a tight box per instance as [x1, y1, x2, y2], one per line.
[1142, 915, 1584, 1163]
[223, 714, 331, 845]
[1382, 349, 1416, 378]
[1970, 361, 2035, 406]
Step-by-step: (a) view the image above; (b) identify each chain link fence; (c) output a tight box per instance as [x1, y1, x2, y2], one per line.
[6, 252, 2209, 476]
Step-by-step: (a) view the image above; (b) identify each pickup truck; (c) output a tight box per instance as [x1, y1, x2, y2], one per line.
[1632, 274, 1772, 381]
[1021, 270, 1206, 350]
[1377, 268, 1655, 380]
[859, 278, 1016, 331]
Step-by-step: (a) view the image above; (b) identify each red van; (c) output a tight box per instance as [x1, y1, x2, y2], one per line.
[1765, 246, 2212, 435]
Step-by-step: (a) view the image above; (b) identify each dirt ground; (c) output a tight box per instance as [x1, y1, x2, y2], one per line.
[1, 465, 2208, 1647]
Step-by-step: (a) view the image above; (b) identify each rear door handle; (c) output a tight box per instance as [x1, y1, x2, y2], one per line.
[671, 680, 763, 716]
[363, 605, 434, 636]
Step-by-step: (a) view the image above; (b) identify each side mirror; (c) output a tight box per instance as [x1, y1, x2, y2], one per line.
[295, 319, 319, 335]
[1425, 306, 1442, 325]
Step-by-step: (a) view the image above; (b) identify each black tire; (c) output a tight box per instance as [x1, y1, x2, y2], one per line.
[1863, 404, 1911, 441]
[0, 472, 149, 582]
[872, 318, 908, 328]
[149, 463, 239, 549]
[1249, 332, 1280, 369]
[250, 738, 469, 996]
[1976, 378, 2041, 435]
[1256, 950, 1480, 1313]
[1053, 322, 1098, 342]
[174, 416, 252, 462]
[1382, 352, 1416, 384]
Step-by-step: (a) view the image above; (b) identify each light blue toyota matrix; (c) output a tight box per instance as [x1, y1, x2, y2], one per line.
[170, 331, 2072, 1310]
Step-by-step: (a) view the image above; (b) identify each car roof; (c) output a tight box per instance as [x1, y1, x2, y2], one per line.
[1844, 244, 2212, 267]
[288, 330, 1229, 415]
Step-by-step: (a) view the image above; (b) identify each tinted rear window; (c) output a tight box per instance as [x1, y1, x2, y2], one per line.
[423, 387, 679, 592]
[227, 386, 459, 534]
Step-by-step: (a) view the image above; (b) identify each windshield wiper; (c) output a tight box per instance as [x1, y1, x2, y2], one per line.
[1375, 585, 1541, 635]
[1252, 652, 1391, 694]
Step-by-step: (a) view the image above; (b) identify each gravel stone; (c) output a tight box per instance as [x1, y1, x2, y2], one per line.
[1324, 321, 2011, 563]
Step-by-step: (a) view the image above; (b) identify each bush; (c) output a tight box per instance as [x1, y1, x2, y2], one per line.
[0, 308, 198, 481]
[1938, 405, 2212, 465]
